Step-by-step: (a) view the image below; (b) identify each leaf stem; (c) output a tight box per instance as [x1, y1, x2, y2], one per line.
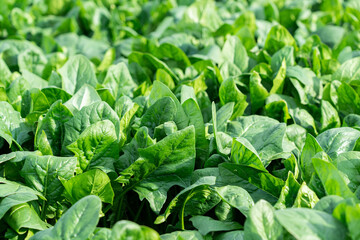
[40, 199, 47, 221]
[180, 190, 194, 230]
[134, 200, 145, 223]
[180, 202, 186, 230]
[103, 204, 112, 215]
[114, 194, 125, 224]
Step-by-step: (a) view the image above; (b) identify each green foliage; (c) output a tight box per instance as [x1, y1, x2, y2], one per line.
[1, 0, 360, 238]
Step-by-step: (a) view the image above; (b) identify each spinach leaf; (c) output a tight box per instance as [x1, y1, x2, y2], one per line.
[30, 195, 101, 240]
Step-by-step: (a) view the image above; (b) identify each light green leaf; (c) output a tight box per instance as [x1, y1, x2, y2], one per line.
[345, 204, 360, 240]
[219, 78, 248, 119]
[213, 185, 254, 217]
[320, 100, 341, 132]
[116, 97, 139, 147]
[335, 151, 360, 191]
[103, 62, 137, 99]
[161, 231, 204, 240]
[275, 208, 347, 240]
[182, 0, 222, 31]
[67, 120, 118, 174]
[18, 49, 47, 77]
[274, 172, 300, 209]
[35, 100, 73, 156]
[215, 231, 244, 240]
[36, 131, 53, 155]
[230, 137, 266, 171]
[62, 101, 120, 155]
[110, 220, 160, 240]
[293, 182, 319, 208]
[58, 55, 97, 95]
[244, 200, 283, 240]
[190, 216, 242, 236]
[336, 82, 360, 115]
[221, 36, 248, 72]
[264, 25, 297, 55]
[270, 59, 286, 94]
[64, 84, 102, 114]
[215, 102, 234, 132]
[250, 71, 268, 113]
[316, 127, 360, 159]
[300, 134, 323, 183]
[271, 46, 294, 72]
[227, 115, 287, 163]
[61, 169, 114, 204]
[333, 57, 360, 85]
[5, 203, 48, 234]
[182, 98, 208, 168]
[312, 157, 354, 198]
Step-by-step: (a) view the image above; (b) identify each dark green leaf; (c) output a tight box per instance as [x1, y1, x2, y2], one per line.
[117, 126, 195, 213]
[30, 195, 101, 240]
[141, 97, 177, 136]
[20, 155, 77, 203]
